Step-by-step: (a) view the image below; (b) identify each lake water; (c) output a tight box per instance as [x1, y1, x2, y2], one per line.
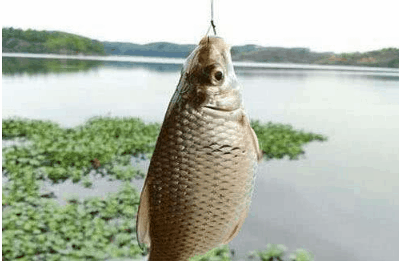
[2, 55, 399, 261]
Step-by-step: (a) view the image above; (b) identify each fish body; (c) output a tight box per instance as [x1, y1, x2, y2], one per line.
[137, 36, 262, 261]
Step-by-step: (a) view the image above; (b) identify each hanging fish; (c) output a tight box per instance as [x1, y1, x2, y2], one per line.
[136, 36, 263, 261]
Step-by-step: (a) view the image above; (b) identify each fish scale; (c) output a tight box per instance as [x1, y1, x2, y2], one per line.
[137, 36, 262, 261]
[144, 105, 255, 260]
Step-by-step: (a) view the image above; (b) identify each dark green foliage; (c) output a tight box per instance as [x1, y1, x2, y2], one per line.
[2, 117, 160, 183]
[2, 27, 105, 55]
[2, 182, 142, 261]
[251, 121, 327, 160]
[45, 31, 105, 55]
[2, 166, 41, 203]
[258, 244, 287, 261]
[2, 27, 47, 43]
[255, 244, 314, 261]
[387, 58, 399, 68]
[2, 118, 63, 139]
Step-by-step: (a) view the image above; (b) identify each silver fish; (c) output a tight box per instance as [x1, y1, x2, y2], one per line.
[137, 36, 262, 261]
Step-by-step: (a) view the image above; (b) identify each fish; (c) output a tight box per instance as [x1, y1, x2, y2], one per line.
[136, 36, 263, 261]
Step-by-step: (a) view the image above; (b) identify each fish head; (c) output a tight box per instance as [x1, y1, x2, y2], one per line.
[186, 36, 241, 111]
[166, 36, 241, 118]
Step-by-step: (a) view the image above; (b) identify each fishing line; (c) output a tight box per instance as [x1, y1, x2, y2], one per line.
[211, 0, 217, 35]
[206, 0, 217, 36]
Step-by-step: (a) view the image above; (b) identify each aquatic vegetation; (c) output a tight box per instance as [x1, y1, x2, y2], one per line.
[2, 117, 326, 260]
[2, 166, 41, 203]
[2, 118, 63, 139]
[258, 244, 288, 261]
[2, 117, 160, 183]
[289, 249, 314, 261]
[188, 244, 314, 261]
[251, 121, 327, 160]
[2, 182, 142, 261]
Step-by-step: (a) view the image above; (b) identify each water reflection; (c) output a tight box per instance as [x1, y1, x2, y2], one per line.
[235, 67, 399, 81]
[102, 61, 182, 73]
[2, 57, 184, 76]
[235, 68, 311, 80]
[2, 57, 103, 76]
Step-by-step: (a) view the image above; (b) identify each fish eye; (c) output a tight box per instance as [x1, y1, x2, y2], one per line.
[214, 70, 223, 81]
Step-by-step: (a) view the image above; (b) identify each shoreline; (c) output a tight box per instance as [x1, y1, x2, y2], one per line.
[3, 52, 399, 73]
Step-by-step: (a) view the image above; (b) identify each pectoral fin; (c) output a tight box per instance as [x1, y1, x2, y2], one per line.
[242, 114, 263, 161]
[249, 126, 263, 161]
[136, 180, 151, 248]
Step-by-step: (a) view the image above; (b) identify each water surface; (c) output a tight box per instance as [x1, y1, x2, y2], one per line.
[3, 56, 399, 261]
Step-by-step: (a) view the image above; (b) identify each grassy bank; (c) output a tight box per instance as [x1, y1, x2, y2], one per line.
[2, 117, 326, 261]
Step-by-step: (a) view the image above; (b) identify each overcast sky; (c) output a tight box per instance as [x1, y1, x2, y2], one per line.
[2, 0, 398, 53]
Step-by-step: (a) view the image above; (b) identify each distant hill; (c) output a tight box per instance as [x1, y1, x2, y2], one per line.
[3, 27, 399, 68]
[103, 41, 196, 58]
[2, 27, 105, 55]
[231, 46, 333, 64]
[230, 45, 399, 68]
[314, 48, 399, 68]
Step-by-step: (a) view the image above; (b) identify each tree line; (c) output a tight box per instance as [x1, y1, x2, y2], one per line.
[2, 27, 105, 55]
